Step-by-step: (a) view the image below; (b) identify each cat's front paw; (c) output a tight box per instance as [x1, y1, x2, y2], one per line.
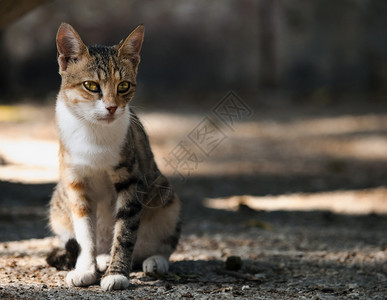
[101, 274, 130, 291]
[143, 255, 169, 274]
[66, 269, 97, 287]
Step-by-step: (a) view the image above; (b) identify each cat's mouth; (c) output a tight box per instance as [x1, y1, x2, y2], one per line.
[97, 115, 116, 123]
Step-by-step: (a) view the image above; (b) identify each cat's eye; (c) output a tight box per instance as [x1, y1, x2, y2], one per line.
[83, 81, 100, 93]
[117, 81, 131, 94]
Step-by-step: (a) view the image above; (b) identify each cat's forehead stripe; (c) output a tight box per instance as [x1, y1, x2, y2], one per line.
[88, 45, 123, 81]
[110, 56, 123, 80]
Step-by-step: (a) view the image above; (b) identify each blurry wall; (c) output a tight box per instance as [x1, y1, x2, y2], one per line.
[0, 0, 386, 106]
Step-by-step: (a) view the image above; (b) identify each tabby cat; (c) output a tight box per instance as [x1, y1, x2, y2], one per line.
[47, 23, 181, 291]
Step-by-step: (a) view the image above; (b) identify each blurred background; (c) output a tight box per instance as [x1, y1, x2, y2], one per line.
[1, 0, 386, 106]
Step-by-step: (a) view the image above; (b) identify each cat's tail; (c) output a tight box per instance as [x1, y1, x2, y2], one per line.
[46, 238, 80, 270]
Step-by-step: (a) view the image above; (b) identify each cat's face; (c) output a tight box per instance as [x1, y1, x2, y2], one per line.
[56, 23, 144, 125]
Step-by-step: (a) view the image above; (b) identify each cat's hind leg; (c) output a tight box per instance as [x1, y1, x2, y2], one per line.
[96, 253, 110, 273]
[133, 193, 181, 274]
[49, 184, 75, 246]
[47, 185, 79, 270]
[142, 255, 170, 274]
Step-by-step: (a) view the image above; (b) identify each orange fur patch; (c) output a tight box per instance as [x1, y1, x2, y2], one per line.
[70, 201, 91, 218]
[68, 181, 85, 191]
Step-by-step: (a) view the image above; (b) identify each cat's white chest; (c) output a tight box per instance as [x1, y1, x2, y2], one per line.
[56, 99, 129, 169]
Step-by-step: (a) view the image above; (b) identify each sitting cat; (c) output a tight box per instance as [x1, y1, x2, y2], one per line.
[47, 23, 181, 291]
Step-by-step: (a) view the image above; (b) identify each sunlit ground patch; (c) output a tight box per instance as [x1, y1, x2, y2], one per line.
[204, 188, 387, 215]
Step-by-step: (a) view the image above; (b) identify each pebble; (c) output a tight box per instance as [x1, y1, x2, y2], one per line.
[347, 292, 360, 297]
[254, 273, 266, 280]
[225, 256, 243, 271]
[348, 283, 358, 290]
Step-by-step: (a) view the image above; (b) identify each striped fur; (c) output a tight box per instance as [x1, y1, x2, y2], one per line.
[48, 23, 181, 291]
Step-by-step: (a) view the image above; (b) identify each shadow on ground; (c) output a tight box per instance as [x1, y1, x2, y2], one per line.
[0, 102, 387, 298]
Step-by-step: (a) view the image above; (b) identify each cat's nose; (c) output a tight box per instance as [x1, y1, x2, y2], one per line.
[106, 106, 117, 114]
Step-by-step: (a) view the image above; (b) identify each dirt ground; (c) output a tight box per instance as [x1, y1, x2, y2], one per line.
[0, 96, 386, 299]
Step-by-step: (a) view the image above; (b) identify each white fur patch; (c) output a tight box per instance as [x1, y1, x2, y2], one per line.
[101, 274, 130, 291]
[96, 254, 110, 273]
[72, 216, 95, 270]
[143, 255, 169, 274]
[66, 268, 97, 287]
[56, 98, 130, 169]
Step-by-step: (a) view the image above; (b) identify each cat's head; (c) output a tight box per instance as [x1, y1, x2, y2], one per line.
[56, 23, 144, 125]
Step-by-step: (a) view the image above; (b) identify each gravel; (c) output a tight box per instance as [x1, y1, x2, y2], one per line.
[1, 201, 386, 299]
[1, 103, 387, 299]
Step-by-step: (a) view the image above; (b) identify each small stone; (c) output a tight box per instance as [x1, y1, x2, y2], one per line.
[165, 283, 173, 291]
[182, 292, 193, 298]
[348, 283, 358, 290]
[347, 292, 360, 297]
[225, 256, 243, 271]
[242, 285, 250, 290]
[254, 273, 266, 280]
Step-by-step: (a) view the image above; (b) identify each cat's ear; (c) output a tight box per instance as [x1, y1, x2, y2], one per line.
[117, 25, 144, 67]
[56, 23, 89, 72]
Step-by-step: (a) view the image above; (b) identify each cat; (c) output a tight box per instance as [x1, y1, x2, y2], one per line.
[46, 23, 181, 291]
